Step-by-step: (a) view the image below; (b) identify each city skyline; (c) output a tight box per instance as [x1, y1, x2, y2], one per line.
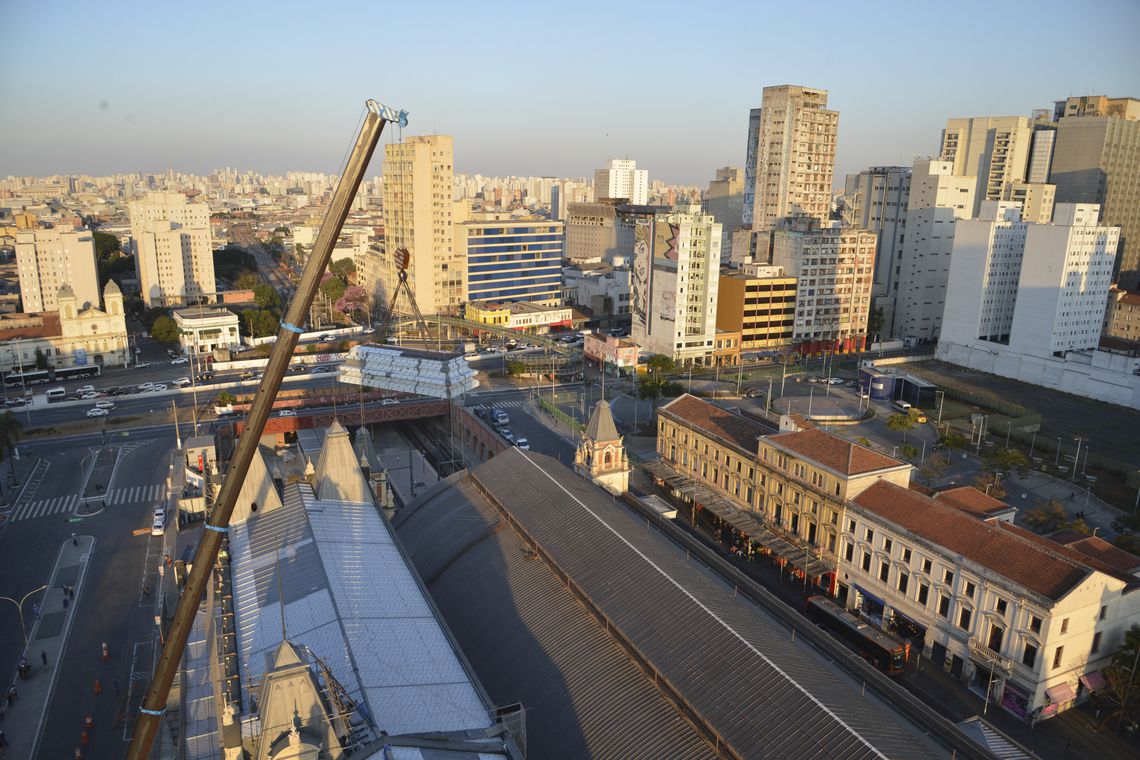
[3, 0, 1138, 184]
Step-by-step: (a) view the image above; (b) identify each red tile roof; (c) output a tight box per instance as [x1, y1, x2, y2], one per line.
[0, 312, 60, 340]
[1063, 536, 1140, 574]
[660, 394, 772, 454]
[934, 486, 1015, 518]
[767, 428, 905, 476]
[852, 480, 1094, 601]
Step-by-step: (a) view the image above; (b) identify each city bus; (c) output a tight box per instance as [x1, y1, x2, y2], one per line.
[805, 595, 910, 676]
[52, 365, 102, 382]
[3, 369, 51, 387]
[3, 365, 102, 387]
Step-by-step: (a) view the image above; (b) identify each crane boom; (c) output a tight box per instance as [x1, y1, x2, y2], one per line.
[126, 99, 406, 760]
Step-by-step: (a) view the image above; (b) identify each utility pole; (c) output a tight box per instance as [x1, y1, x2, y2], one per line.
[127, 99, 405, 760]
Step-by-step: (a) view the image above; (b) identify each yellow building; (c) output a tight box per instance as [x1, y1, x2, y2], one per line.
[716, 264, 797, 352]
[463, 301, 510, 327]
[0, 281, 128, 372]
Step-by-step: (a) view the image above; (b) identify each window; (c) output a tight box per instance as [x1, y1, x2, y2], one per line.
[938, 594, 950, 618]
[844, 541, 854, 563]
[879, 560, 890, 583]
[1099, 606, 1107, 621]
[1060, 618, 1069, 635]
[847, 519, 856, 533]
[865, 528, 875, 542]
[1023, 642, 1038, 669]
[917, 582, 929, 606]
[1053, 646, 1064, 669]
[902, 547, 912, 563]
[922, 558, 932, 574]
[965, 582, 976, 599]
[1030, 615, 1042, 634]
[987, 624, 1004, 653]
[883, 537, 892, 552]
[943, 570, 954, 585]
[862, 551, 872, 572]
[958, 607, 972, 631]
[897, 572, 909, 595]
[996, 598, 1007, 616]
[1091, 631, 1102, 654]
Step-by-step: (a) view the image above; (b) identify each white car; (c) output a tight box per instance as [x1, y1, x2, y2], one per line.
[380, 398, 399, 406]
[150, 384, 168, 392]
[171, 357, 189, 365]
[86, 407, 110, 418]
[277, 409, 297, 417]
[514, 437, 530, 450]
[151, 512, 166, 536]
[77, 385, 95, 394]
[80, 391, 99, 400]
[138, 382, 155, 390]
[173, 377, 191, 387]
[95, 400, 115, 410]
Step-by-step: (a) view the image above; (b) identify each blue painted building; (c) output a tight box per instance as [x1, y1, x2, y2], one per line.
[463, 215, 564, 305]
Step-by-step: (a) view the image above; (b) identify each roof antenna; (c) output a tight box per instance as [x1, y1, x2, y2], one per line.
[275, 544, 288, 641]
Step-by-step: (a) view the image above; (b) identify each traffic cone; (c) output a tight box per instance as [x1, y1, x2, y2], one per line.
[93, 679, 101, 694]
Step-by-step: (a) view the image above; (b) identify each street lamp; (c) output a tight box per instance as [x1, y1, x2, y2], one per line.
[0, 584, 48, 649]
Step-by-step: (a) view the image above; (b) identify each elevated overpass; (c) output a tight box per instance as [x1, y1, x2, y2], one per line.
[236, 397, 448, 435]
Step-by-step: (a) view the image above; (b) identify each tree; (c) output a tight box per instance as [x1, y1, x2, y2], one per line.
[1114, 533, 1140, 556]
[92, 231, 121, 262]
[252, 283, 280, 310]
[241, 309, 279, 338]
[330, 258, 356, 282]
[235, 272, 261, 291]
[885, 412, 915, 442]
[637, 375, 666, 405]
[335, 285, 368, 322]
[900, 444, 919, 461]
[1094, 624, 1140, 732]
[940, 431, 970, 451]
[984, 447, 1029, 475]
[971, 472, 1006, 500]
[0, 411, 23, 468]
[918, 455, 949, 484]
[320, 271, 347, 305]
[866, 306, 885, 339]
[645, 354, 676, 377]
[1023, 498, 1091, 535]
[504, 360, 526, 377]
[216, 391, 236, 406]
[33, 347, 51, 370]
[151, 315, 180, 345]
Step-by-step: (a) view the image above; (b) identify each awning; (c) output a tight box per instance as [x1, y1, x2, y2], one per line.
[1079, 671, 1107, 693]
[853, 584, 887, 609]
[1046, 682, 1076, 704]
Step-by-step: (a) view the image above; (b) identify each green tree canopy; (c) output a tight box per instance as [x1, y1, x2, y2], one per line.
[1094, 624, 1140, 731]
[645, 354, 676, 376]
[330, 258, 356, 281]
[252, 283, 280, 310]
[1023, 498, 1091, 535]
[151, 315, 180, 345]
[0, 411, 23, 465]
[885, 413, 915, 441]
[92, 231, 121, 262]
[984, 447, 1030, 474]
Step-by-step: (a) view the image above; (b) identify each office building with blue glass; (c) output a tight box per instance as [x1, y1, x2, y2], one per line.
[463, 215, 564, 305]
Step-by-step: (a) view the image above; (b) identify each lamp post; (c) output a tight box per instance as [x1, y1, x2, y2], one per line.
[935, 390, 945, 425]
[0, 584, 48, 649]
[1072, 437, 1083, 481]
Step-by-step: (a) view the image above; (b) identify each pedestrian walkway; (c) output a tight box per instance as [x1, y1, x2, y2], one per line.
[0, 534, 95, 760]
[5, 483, 165, 523]
[0, 455, 44, 514]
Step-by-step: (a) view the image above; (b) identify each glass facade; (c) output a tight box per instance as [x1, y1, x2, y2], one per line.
[465, 222, 563, 303]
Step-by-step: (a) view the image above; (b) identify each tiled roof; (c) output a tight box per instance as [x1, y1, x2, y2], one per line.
[0, 312, 60, 340]
[852, 481, 1093, 601]
[1061, 536, 1140, 574]
[768, 428, 905, 476]
[660, 394, 772, 454]
[934, 486, 1015, 518]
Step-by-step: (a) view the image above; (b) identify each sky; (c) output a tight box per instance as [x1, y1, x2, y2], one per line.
[3, 0, 1139, 186]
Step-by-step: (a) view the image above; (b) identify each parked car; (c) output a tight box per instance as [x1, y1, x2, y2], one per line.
[150, 384, 168, 392]
[514, 437, 530, 450]
[743, 388, 763, 398]
[151, 510, 166, 536]
[828, 377, 844, 385]
[497, 427, 515, 442]
[4, 398, 26, 407]
[171, 357, 189, 365]
[239, 371, 255, 380]
[86, 407, 110, 418]
[77, 385, 96, 395]
[139, 381, 155, 390]
[173, 377, 191, 387]
[95, 400, 115, 410]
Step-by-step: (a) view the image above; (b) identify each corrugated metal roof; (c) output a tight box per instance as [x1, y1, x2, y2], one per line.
[396, 474, 720, 760]
[448, 448, 951, 760]
[229, 483, 495, 739]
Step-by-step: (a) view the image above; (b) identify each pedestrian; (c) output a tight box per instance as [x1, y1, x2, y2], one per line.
[7, 685, 16, 704]
[40, 650, 47, 666]
[68, 585, 75, 600]
[112, 680, 120, 696]
[71, 532, 78, 546]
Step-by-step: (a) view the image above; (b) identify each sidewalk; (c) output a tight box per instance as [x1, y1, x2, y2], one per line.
[0, 534, 95, 759]
[0, 453, 42, 513]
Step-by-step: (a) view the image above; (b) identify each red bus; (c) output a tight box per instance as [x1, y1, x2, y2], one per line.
[805, 595, 910, 676]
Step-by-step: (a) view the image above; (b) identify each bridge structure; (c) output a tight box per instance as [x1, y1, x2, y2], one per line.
[236, 397, 449, 435]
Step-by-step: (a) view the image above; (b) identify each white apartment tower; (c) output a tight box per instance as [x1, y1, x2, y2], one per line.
[842, 166, 911, 338]
[15, 226, 100, 312]
[940, 116, 1034, 216]
[594, 159, 649, 205]
[630, 206, 721, 363]
[943, 202, 1118, 355]
[771, 222, 876, 354]
[129, 192, 215, 307]
[743, 85, 838, 230]
[380, 135, 463, 316]
[892, 159, 976, 342]
[704, 166, 745, 256]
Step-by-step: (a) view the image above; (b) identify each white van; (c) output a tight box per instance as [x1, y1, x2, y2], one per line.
[45, 387, 66, 400]
[892, 400, 912, 413]
[492, 408, 510, 425]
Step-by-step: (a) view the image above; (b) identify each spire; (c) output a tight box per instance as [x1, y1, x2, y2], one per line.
[313, 421, 371, 503]
[585, 399, 620, 442]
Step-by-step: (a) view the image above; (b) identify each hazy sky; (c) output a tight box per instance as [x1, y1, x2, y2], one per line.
[3, 0, 1139, 186]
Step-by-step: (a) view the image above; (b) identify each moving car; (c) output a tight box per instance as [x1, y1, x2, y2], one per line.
[138, 382, 155, 390]
[239, 371, 256, 380]
[150, 384, 168, 392]
[380, 398, 399, 406]
[171, 357, 189, 365]
[86, 407, 110, 418]
[94, 400, 115, 410]
[277, 409, 297, 417]
[151, 508, 166, 536]
[80, 391, 99, 400]
[311, 365, 334, 374]
[514, 437, 530, 450]
[289, 364, 308, 373]
[173, 377, 191, 387]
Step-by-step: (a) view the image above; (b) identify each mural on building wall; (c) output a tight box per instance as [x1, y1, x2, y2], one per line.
[631, 218, 651, 334]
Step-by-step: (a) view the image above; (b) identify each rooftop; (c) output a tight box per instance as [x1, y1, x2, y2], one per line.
[768, 427, 906, 477]
[173, 306, 238, 321]
[660, 394, 775, 454]
[851, 481, 1098, 601]
[933, 486, 1016, 519]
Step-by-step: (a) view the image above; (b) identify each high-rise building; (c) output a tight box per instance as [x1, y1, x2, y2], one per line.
[129, 192, 215, 307]
[380, 135, 463, 316]
[630, 206, 721, 363]
[15, 226, 100, 312]
[715, 263, 797, 353]
[564, 200, 661, 265]
[939, 116, 1034, 215]
[842, 166, 911, 338]
[771, 221, 876, 354]
[941, 202, 1117, 355]
[892, 159, 976, 342]
[1048, 96, 1140, 290]
[1104, 286, 1140, 344]
[704, 167, 745, 258]
[593, 159, 648, 205]
[461, 213, 563, 305]
[743, 85, 838, 231]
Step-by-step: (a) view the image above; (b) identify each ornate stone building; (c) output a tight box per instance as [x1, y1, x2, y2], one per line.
[574, 399, 629, 494]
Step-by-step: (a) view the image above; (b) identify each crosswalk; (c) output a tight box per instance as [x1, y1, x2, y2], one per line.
[6, 483, 165, 523]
